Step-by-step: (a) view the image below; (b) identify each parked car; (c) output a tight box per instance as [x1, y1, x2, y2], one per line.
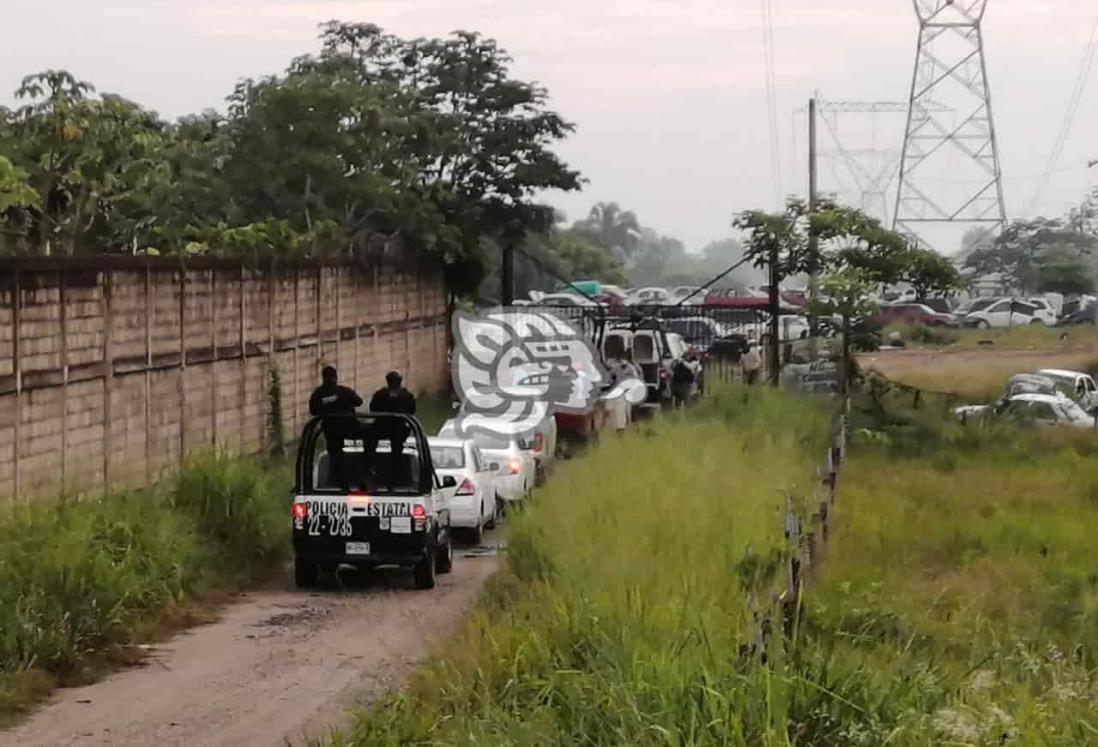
[1036, 369, 1098, 412]
[871, 303, 954, 327]
[535, 292, 601, 307]
[956, 393, 1096, 429]
[626, 287, 674, 306]
[437, 420, 537, 504]
[670, 286, 705, 305]
[428, 437, 498, 543]
[1005, 373, 1060, 399]
[662, 316, 735, 353]
[1056, 307, 1097, 326]
[953, 297, 1001, 318]
[1028, 297, 1059, 325]
[917, 297, 956, 315]
[1000, 394, 1096, 429]
[292, 413, 455, 590]
[962, 298, 1048, 328]
[603, 320, 691, 405]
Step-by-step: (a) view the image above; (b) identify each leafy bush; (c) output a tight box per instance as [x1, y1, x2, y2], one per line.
[0, 454, 289, 718]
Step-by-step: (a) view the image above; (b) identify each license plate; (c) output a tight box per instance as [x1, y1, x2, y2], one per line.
[345, 542, 370, 555]
[389, 517, 412, 534]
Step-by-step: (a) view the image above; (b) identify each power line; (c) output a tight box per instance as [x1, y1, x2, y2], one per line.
[760, 0, 783, 207]
[1027, 12, 1098, 214]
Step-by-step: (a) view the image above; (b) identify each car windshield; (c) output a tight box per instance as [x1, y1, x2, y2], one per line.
[429, 446, 465, 469]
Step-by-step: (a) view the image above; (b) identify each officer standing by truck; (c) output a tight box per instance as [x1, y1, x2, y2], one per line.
[308, 366, 363, 489]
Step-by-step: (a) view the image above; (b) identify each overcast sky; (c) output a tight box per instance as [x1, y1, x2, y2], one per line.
[2, 0, 1096, 252]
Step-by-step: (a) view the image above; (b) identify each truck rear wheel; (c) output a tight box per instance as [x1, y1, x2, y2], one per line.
[436, 531, 454, 574]
[414, 547, 437, 589]
[294, 557, 319, 589]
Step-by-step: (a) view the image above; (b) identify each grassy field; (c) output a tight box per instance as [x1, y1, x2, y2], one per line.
[331, 386, 833, 746]
[861, 349, 1098, 400]
[884, 323, 1098, 352]
[0, 453, 290, 721]
[324, 380, 1098, 746]
[795, 389, 1098, 745]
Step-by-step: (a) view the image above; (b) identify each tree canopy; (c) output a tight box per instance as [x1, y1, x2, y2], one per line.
[964, 217, 1096, 294]
[0, 23, 581, 274]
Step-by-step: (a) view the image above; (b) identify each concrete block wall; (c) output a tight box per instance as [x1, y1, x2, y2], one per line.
[0, 259, 449, 504]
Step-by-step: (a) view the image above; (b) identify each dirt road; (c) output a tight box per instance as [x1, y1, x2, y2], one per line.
[1, 540, 500, 747]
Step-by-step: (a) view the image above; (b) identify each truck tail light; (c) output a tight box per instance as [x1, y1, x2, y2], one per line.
[455, 478, 476, 496]
[533, 432, 544, 453]
[411, 503, 428, 531]
[292, 502, 308, 520]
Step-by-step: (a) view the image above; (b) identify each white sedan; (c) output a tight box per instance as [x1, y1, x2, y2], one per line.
[438, 420, 537, 504]
[428, 438, 498, 543]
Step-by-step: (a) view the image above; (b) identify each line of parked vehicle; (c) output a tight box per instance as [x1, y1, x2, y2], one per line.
[955, 368, 1098, 429]
[871, 294, 1096, 330]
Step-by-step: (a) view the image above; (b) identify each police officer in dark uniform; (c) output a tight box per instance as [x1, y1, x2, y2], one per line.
[369, 371, 417, 487]
[309, 366, 363, 489]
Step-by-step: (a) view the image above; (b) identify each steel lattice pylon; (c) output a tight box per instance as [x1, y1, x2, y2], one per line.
[893, 0, 1007, 251]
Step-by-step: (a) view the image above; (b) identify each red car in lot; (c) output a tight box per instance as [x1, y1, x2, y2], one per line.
[870, 303, 954, 327]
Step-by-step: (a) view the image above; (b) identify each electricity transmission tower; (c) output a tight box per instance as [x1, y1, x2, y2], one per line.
[894, 0, 1007, 251]
[808, 100, 949, 225]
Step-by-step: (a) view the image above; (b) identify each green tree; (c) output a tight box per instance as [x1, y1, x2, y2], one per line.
[1035, 261, 1096, 296]
[0, 71, 168, 254]
[965, 218, 1095, 293]
[809, 268, 879, 393]
[903, 247, 964, 299]
[576, 202, 641, 258]
[0, 155, 40, 254]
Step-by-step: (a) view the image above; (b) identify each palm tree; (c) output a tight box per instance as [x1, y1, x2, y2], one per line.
[578, 202, 641, 258]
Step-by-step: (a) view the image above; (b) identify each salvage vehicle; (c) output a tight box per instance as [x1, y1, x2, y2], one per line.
[1036, 369, 1098, 412]
[955, 393, 1096, 429]
[292, 413, 455, 590]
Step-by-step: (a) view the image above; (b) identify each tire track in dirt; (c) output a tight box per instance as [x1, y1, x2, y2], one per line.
[1, 542, 499, 747]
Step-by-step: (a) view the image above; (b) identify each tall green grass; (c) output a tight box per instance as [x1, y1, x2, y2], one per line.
[0, 453, 289, 719]
[791, 390, 1098, 745]
[331, 385, 833, 746]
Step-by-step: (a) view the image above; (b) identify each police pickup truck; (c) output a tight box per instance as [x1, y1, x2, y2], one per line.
[292, 413, 455, 590]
